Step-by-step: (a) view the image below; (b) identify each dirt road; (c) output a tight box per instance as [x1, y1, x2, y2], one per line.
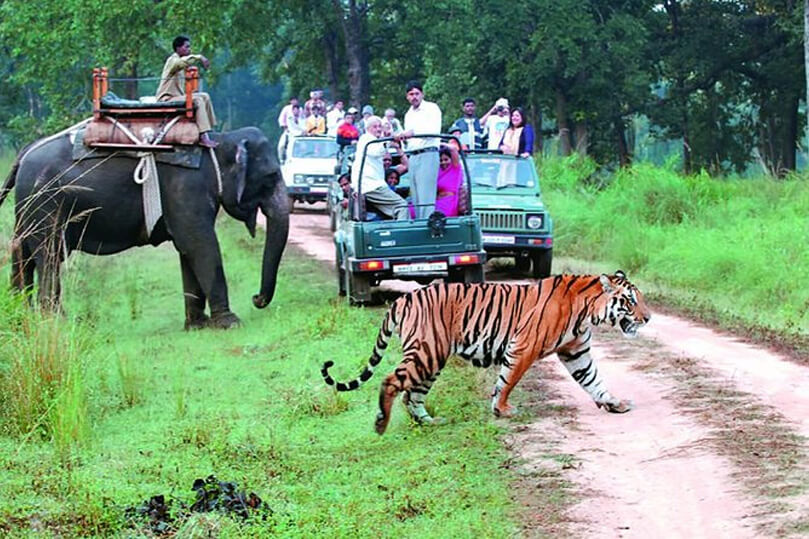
[285, 204, 809, 537]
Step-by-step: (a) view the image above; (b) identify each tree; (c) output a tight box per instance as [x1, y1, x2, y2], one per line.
[649, 0, 803, 175]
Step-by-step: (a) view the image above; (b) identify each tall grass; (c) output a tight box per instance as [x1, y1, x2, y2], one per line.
[0, 220, 540, 536]
[541, 155, 809, 336]
[0, 290, 95, 454]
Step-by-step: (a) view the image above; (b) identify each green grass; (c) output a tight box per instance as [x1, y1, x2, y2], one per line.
[541, 155, 809, 343]
[0, 208, 528, 536]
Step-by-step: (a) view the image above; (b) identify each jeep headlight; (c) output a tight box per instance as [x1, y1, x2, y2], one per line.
[294, 174, 306, 184]
[526, 214, 544, 229]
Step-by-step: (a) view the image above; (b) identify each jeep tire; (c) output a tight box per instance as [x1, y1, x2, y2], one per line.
[346, 270, 372, 305]
[531, 249, 553, 279]
[335, 246, 346, 296]
[448, 265, 485, 284]
[515, 253, 531, 273]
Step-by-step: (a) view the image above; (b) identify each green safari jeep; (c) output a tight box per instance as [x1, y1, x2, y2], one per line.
[465, 151, 553, 278]
[334, 135, 486, 305]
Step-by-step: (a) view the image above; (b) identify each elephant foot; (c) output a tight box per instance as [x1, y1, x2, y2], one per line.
[252, 293, 270, 309]
[209, 312, 241, 330]
[184, 314, 210, 331]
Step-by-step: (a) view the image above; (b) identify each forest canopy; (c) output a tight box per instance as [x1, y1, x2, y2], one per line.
[0, 0, 805, 174]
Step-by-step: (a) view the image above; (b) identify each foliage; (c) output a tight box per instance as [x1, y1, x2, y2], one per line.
[540, 156, 809, 334]
[647, 0, 804, 174]
[0, 218, 539, 536]
[1, 1, 807, 171]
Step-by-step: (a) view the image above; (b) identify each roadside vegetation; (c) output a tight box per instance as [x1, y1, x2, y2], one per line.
[540, 155, 809, 355]
[2, 151, 807, 534]
[0, 182, 548, 535]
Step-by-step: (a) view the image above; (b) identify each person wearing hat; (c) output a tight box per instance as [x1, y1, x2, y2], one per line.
[358, 104, 374, 135]
[397, 80, 442, 219]
[480, 97, 511, 151]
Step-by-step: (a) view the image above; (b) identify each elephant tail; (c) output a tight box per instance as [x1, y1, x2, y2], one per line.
[0, 152, 21, 208]
[0, 141, 35, 209]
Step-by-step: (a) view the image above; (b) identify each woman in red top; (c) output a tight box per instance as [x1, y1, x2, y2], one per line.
[336, 108, 360, 146]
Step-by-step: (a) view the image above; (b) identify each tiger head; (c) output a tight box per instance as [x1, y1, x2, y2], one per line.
[598, 271, 651, 338]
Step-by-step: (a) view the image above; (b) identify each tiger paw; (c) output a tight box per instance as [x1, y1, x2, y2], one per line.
[493, 404, 518, 418]
[417, 416, 446, 427]
[598, 399, 633, 414]
[375, 412, 390, 435]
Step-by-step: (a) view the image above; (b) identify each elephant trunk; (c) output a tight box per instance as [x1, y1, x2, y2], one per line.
[252, 185, 290, 309]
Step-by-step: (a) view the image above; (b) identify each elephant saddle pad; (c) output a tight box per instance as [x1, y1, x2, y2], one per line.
[83, 117, 199, 147]
[71, 127, 203, 169]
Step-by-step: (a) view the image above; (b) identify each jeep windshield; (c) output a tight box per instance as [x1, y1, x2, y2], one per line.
[292, 137, 338, 159]
[466, 154, 538, 191]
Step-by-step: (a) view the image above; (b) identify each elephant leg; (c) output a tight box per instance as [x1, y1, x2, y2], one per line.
[11, 236, 35, 300]
[180, 253, 209, 330]
[174, 231, 240, 330]
[34, 226, 64, 314]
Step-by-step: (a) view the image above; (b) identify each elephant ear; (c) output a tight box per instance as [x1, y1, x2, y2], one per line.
[235, 138, 248, 205]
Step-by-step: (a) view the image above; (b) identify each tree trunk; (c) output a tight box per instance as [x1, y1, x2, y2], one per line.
[537, 110, 544, 155]
[527, 104, 540, 155]
[616, 117, 631, 167]
[555, 88, 572, 156]
[574, 122, 588, 156]
[323, 29, 341, 101]
[804, 0, 809, 157]
[332, 0, 370, 107]
[777, 92, 799, 174]
[682, 110, 692, 175]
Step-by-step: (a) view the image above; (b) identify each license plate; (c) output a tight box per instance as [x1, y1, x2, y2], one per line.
[310, 186, 328, 193]
[393, 261, 447, 274]
[482, 234, 515, 245]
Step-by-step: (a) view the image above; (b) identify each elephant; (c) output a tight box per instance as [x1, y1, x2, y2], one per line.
[0, 126, 289, 329]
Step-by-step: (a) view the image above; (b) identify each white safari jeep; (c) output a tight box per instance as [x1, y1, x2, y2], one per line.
[280, 135, 339, 210]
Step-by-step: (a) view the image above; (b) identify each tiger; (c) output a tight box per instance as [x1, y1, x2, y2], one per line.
[321, 271, 650, 435]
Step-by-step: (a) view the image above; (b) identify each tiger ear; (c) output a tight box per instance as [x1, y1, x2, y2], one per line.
[600, 274, 614, 293]
[615, 270, 626, 280]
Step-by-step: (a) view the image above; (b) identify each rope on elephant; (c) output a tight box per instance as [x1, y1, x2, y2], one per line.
[103, 116, 183, 237]
[18, 118, 93, 170]
[209, 147, 223, 198]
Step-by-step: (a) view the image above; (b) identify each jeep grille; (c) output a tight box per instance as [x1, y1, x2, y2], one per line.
[477, 211, 523, 230]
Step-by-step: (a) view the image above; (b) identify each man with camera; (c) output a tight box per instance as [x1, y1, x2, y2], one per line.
[480, 98, 511, 151]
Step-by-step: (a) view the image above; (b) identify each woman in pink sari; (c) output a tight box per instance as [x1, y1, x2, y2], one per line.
[435, 145, 463, 217]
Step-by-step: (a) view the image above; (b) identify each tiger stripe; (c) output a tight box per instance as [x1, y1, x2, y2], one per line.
[321, 272, 650, 434]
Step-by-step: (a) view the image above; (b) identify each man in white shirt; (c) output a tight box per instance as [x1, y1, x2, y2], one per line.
[352, 116, 409, 220]
[480, 97, 510, 150]
[326, 100, 344, 135]
[277, 97, 298, 130]
[287, 104, 305, 136]
[397, 80, 442, 219]
[277, 97, 300, 161]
